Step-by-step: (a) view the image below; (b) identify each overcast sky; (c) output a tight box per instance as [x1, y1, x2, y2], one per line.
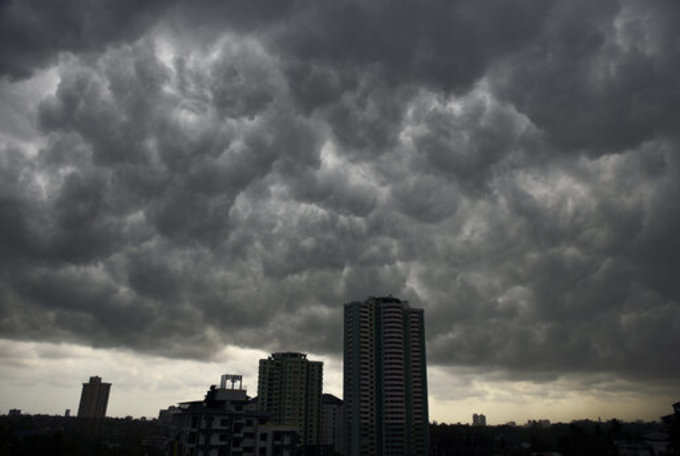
[1, 0, 679, 424]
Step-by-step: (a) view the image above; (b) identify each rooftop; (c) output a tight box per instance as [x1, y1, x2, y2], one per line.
[270, 352, 307, 360]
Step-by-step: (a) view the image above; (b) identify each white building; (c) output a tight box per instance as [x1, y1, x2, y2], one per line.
[167, 375, 299, 456]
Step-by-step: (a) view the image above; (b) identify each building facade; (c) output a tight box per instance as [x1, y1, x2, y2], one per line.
[320, 393, 343, 455]
[344, 296, 429, 456]
[257, 352, 323, 448]
[77, 376, 111, 418]
[167, 378, 298, 456]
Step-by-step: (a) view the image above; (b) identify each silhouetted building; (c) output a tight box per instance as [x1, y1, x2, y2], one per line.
[8, 409, 21, 416]
[77, 376, 111, 418]
[527, 419, 551, 428]
[167, 376, 298, 456]
[158, 405, 181, 425]
[473, 413, 486, 426]
[321, 393, 343, 455]
[257, 352, 323, 448]
[344, 296, 429, 456]
[64, 409, 70, 417]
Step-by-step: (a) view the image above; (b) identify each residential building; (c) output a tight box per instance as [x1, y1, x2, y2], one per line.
[257, 352, 323, 448]
[168, 376, 299, 456]
[343, 296, 429, 456]
[77, 376, 111, 418]
[321, 393, 343, 455]
[158, 405, 181, 425]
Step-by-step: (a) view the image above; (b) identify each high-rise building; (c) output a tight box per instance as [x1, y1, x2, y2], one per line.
[77, 376, 111, 418]
[344, 296, 429, 456]
[257, 352, 323, 448]
[321, 393, 343, 455]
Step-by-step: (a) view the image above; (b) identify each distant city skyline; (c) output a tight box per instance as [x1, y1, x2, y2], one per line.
[1, 0, 679, 428]
[0, 338, 676, 425]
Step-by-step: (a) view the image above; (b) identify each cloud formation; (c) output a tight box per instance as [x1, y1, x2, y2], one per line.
[1, 0, 679, 416]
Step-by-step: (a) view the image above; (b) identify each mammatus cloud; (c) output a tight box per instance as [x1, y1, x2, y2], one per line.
[0, 0, 679, 420]
[0, 0, 170, 79]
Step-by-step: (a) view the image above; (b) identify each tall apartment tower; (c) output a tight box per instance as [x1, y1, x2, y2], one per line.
[257, 352, 323, 447]
[344, 296, 429, 456]
[77, 376, 111, 418]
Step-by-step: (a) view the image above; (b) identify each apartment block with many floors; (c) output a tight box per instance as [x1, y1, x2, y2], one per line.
[77, 376, 111, 419]
[344, 296, 429, 456]
[257, 352, 323, 449]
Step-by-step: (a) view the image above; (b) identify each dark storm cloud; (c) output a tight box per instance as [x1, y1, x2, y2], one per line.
[405, 90, 536, 192]
[270, 0, 556, 92]
[489, 0, 680, 153]
[425, 147, 680, 380]
[0, 0, 679, 395]
[0, 0, 169, 79]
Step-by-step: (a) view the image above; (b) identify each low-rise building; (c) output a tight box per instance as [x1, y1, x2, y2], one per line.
[158, 405, 181, 425]
[526, 419, 551, 428]
[320, 394, 343, 455]
[164, 375, 299, 456]
[472, 413, 486, 426]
